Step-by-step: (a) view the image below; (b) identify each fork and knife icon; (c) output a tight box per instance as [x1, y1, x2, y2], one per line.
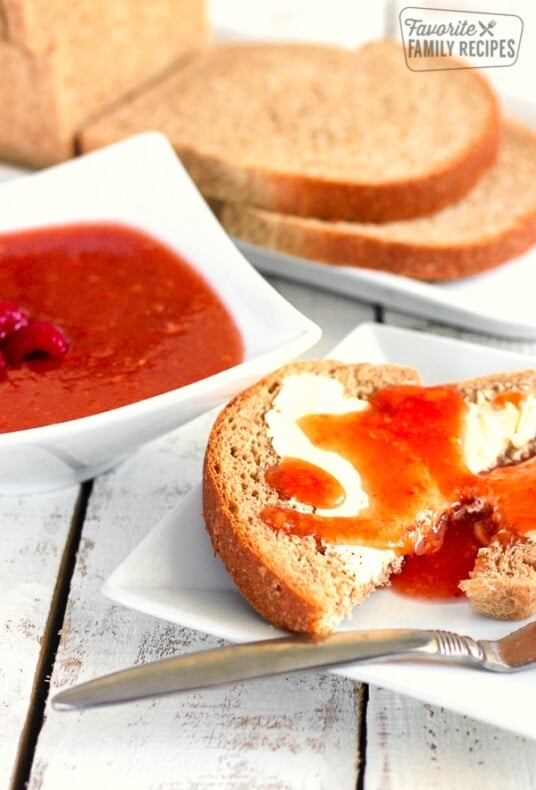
[479, 19, 496, 37]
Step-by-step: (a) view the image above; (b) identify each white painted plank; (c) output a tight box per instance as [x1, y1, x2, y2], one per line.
[365, 688, 536, 790]
[0, 486, 80, 785]
[268, 275, 377, 358]
[32, 413, 362, 789]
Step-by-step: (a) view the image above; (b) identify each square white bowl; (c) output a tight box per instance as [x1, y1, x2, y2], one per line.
[0, 133, 321, 494]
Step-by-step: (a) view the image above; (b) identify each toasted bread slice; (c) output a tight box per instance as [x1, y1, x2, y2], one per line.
[203, 362, 536, 634]
[203, 361, 420, 635]
[213, 121, 536, 282]
[80, 40, 499, 223]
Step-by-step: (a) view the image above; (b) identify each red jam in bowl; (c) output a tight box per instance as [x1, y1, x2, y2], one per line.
[0, 222, 244, 432]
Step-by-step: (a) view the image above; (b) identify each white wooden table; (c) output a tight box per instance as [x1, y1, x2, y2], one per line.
[2, 274, 536, 790]
[3, 2, 536, 781]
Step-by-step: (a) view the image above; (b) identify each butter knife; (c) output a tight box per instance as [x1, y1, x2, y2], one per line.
[52, 622, 536, 711]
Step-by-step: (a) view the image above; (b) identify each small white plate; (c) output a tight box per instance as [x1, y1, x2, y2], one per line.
[104, 323, 536, 739]
[237, 96, 536, 340]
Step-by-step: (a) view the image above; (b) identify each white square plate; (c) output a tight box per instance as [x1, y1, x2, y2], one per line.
[103, 323, 536, 738]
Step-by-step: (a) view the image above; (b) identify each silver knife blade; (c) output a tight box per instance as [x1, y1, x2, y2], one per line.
[51, 623, 536, 711]
[52, 629, 435, 710]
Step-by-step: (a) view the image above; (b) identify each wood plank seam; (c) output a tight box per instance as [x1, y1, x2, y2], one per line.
[375, 304, 385, 324]
[354, 303, 383, 789]
[356, 682, 370, 790]
[10, 481, 94, 790]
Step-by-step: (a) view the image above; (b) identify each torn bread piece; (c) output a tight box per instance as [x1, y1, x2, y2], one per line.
[460, 538, 536, 620]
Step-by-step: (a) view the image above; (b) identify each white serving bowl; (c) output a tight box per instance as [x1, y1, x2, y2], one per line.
[0, 134, 321, 493]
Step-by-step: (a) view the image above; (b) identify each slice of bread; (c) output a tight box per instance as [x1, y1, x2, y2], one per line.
[213, 121, 536, 282]
[203, 361, 536, 634]
[203, 361, 421, 635]
[80, 40, 500, 223]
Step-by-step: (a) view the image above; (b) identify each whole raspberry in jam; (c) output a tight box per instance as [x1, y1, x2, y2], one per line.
[0, 301, 30, 340]
[4, 320, 69, 364]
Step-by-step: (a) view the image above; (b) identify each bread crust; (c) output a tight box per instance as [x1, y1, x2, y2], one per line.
[454, 369, 536, 404]
[203, 467, 329, 634]
[217, 199, 536, 282]
[203, 362, 536, 633]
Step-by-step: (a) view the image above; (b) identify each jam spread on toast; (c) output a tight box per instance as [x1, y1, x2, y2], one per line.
[261, 384, 534, 600]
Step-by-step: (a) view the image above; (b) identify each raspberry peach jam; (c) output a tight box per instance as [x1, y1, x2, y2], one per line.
[0, 222, 244, 432]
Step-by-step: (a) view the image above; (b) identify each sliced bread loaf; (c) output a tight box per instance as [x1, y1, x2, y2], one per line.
[213, 121, 536, 281]
[0, 0, 207, 167]
[80, 40, 500, 223]
[203, 362, 536, 634]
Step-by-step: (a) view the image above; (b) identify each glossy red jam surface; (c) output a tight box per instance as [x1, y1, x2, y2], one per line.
[0, 223, 244, 432]
[265, 457, 346, 510]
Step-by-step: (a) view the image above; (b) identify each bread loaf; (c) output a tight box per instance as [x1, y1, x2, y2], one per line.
[0, 0, 207, 167]
[213, 121, 536, 281]
[203, 362, 536, 634]
[80, 40, 500, 223]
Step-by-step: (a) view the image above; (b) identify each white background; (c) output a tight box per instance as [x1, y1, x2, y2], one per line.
[209, 0, 536, 101]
